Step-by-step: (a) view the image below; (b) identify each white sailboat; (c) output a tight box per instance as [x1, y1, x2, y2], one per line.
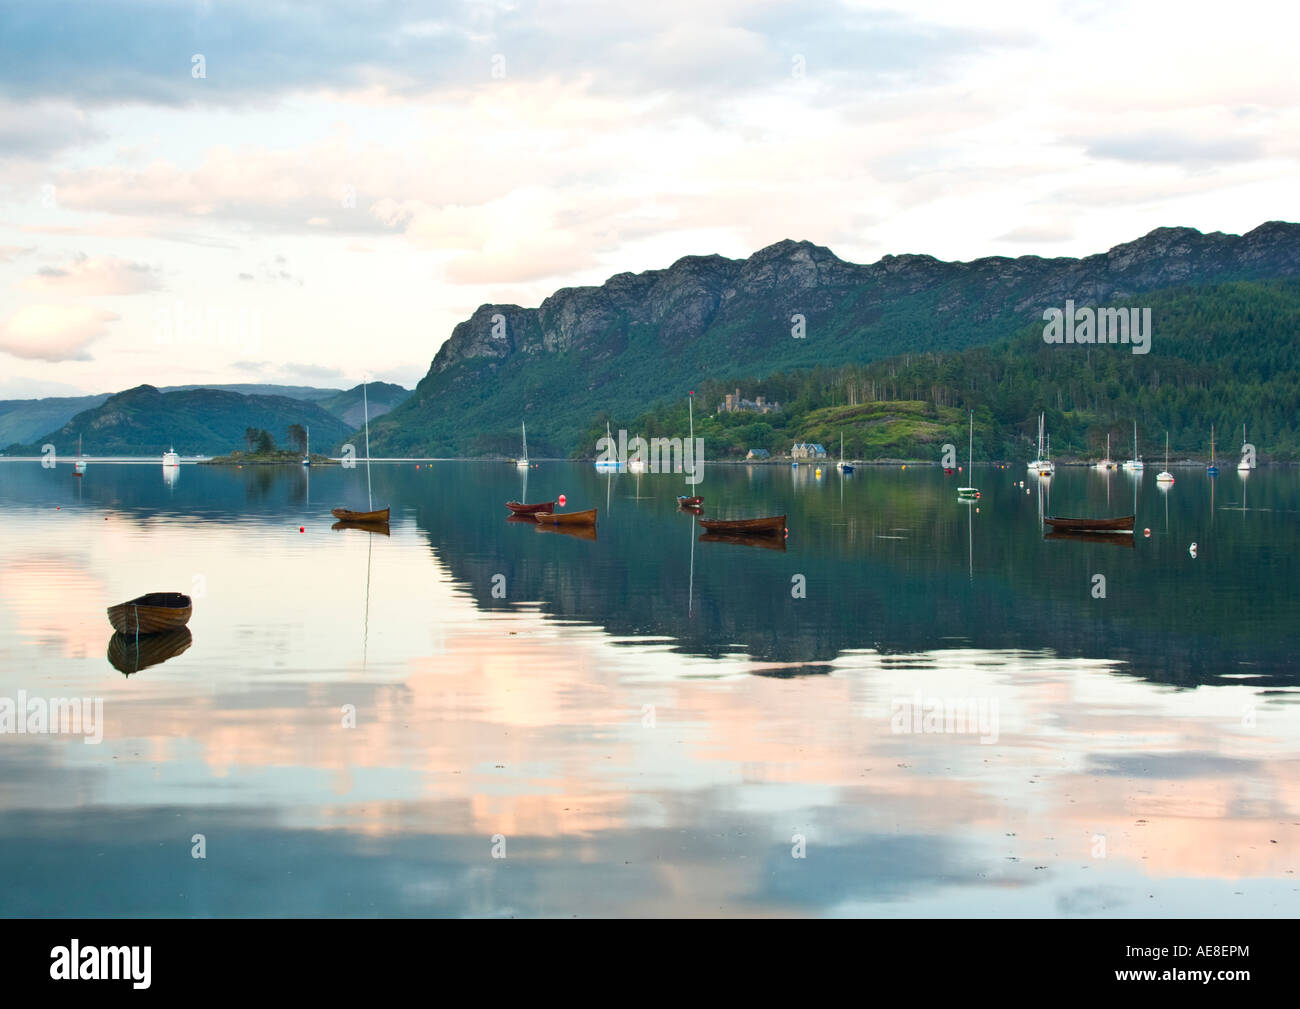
[1237, 423, 1253, 471]
[1123, 421, 1144, 471]
[302, 425, 311, 467]
[74, 434, 86, 474]
[628, 431, 647, 473]
[1157, 431, 1174, 484]
[594, 420, 622, 471]
[1028, 413, 1053, 475]
[837, 431, 854, 473]
[958, 410, 978, 499]
[1095, 433, 1115, 471]
[516, 422, 529, 469]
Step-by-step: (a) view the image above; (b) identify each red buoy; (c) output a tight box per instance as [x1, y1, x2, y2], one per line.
[558, 494, 566, 507]
[299, 527, 305, 533]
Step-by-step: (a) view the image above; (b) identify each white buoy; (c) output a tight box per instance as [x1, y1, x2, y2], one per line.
[1189, 542, 1198, 558]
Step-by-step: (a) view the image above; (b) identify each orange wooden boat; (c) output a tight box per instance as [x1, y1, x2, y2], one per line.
[107, 592, 193, 635]
[533, 507, 597, 526]
[331, 506, 390, 523]
[696, 514, 785, 536]
[506, 500, 556, 515]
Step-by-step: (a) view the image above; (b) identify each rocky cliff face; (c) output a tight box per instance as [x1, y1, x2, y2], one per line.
[371, 222, 1300, 456]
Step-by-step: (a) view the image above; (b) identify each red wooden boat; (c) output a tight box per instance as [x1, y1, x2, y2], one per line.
[696, 514, 786, 536]
[1043, 514, 1134, 533]
[677, 495, 704, 507]
[506, 500, 556, 515]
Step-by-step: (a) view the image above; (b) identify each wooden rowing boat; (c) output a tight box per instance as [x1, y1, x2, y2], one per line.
[331, 506, 390, 523]
[108, 626, 193, 675]
[1043, 514, 1134, 532]
[1044, 529, 1135, 548]
[677, 495, 703, 507]
[699, 531, 787, 551]
[696, 514, 786, 536]
[506, 500, 556, 515]
[533, 508, 597, 526]
[107, 592, 193, 635]
[331, 519, 391, 536]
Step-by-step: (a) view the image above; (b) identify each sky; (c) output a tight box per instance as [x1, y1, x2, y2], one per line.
[1, 0, 1297, 399]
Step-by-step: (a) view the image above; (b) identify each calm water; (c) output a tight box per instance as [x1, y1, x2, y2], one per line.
[0, 459, 1297, 917]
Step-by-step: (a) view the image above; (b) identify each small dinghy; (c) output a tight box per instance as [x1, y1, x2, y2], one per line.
[107, 592, 193, 635]
[506, 500, 556, 515]
[677, 495, 704, 507]
[696, 514, 786, 536]
[331, 506, 391, 523]
[533, 507, 597, 526]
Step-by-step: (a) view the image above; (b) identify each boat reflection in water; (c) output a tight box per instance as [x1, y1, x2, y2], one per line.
[534, 522, 598, 542]
[699, 531, 787, 551]
[331, 519, 391, 536]
[1043, 529, 1136, 548]
[107, 627, 194, 676]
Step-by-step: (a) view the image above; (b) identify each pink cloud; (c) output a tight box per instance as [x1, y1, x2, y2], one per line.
[0, 305, 118, 361]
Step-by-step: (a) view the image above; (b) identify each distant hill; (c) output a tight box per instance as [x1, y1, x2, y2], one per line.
[0, 382, 409, 449]
[367, 221, 1300, 457]
[605, 279, 1300, 462]
[0, 394, 111, 446]
[4, 385, 355, 456]
[158, 383, 342, 401]
[315, 382, 411, 430]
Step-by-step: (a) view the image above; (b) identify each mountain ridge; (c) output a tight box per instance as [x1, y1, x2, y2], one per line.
[368, 221, 1300, 456]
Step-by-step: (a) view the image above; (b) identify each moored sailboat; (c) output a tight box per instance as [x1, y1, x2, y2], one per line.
[1157, 431, 1174, 484]
[1122, 421, 1144, 471]
[1028, 413, 1053, 475]
[957, 409, 978, 499]
[332, 379, 390, 526]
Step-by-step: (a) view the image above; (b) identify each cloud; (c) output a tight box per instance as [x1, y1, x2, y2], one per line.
[0, 305, 118, 361]
[997, 224, 1074, 244]
[236, 255, 304, 286]
[22, 254, 162, 295]
[0, 99, 99, 159]
[1077, 131, 1265, 167]
[0, 245, 34, 262]
[0, 1, 1016, 109]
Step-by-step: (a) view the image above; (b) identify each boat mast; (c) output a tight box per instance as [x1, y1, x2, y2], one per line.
[687, 392, 694, 483]
[968, 409, 973, 471]
[363, 379, 372, 511]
